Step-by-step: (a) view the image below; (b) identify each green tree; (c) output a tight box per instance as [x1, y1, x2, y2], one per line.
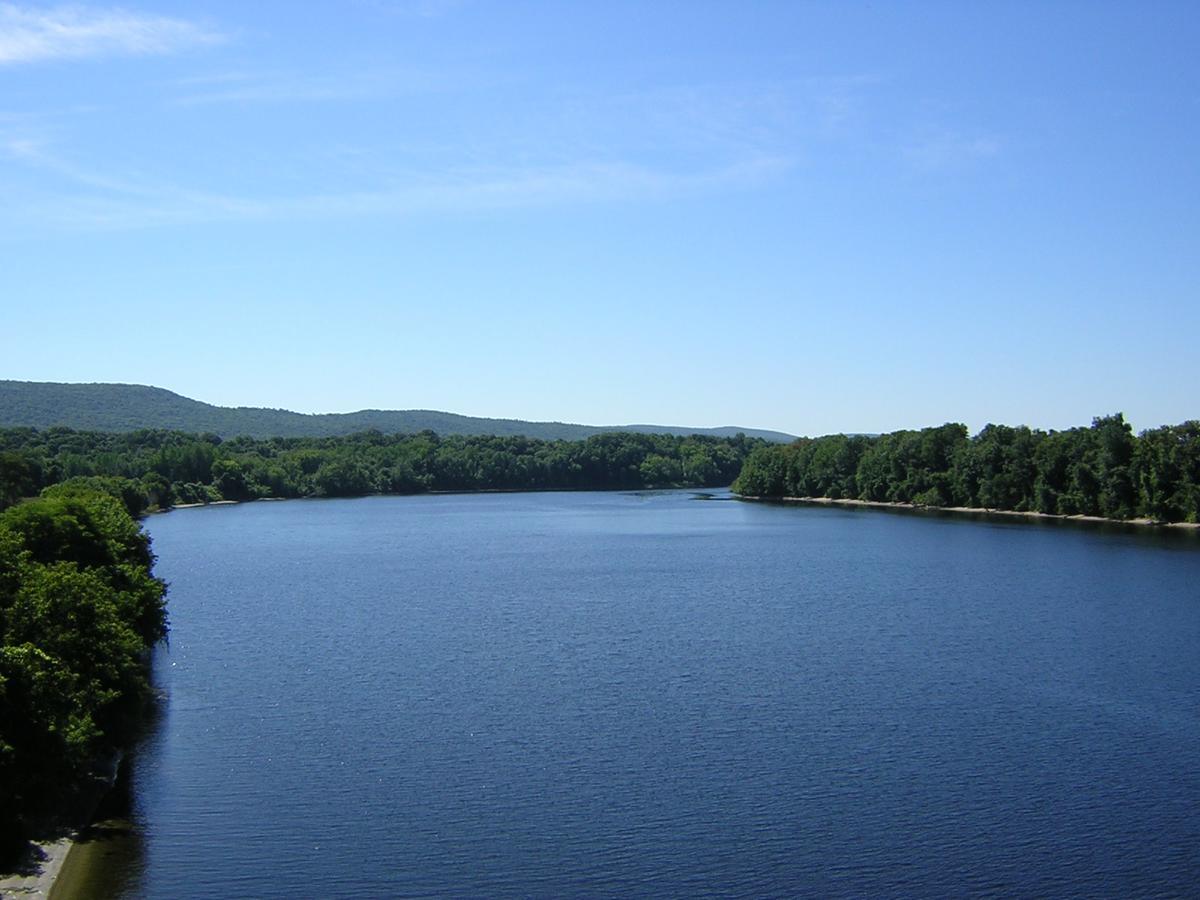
[0, 452, 38, 511]
[42, 475, 151, 518]
[0, 490, 167, 845]
[313, 458, 374, 497]
[639, 454, 683, 486]
[211, 458, 254, 502]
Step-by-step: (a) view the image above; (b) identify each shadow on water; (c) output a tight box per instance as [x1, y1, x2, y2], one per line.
[755, 497, 1200, 547]
[1, 681, 164, 897]
[50, 824, 141, 899]
[920, 506, 1200, 546]
[49, 686, 166, 900]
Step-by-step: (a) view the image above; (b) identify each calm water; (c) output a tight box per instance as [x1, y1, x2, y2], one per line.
[89, 491, 1200, 897]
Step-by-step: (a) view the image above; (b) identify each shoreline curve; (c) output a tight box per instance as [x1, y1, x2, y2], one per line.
[737, 494, 1200, 530]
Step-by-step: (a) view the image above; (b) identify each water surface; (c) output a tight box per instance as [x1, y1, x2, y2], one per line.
[96, 491, 1200, 896]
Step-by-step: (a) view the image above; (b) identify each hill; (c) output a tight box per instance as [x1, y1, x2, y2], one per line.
[0, 381, 795, 442]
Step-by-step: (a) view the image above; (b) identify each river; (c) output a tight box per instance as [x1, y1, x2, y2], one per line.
[65, 490, 1200, 897]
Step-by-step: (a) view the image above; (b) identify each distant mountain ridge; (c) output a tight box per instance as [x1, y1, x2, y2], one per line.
[0, 381, 796, 442]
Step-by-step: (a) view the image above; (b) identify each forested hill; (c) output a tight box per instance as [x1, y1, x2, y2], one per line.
[0, 381, 794, 442]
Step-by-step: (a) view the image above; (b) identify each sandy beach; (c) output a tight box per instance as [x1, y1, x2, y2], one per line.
[741, 495, 1200, 529]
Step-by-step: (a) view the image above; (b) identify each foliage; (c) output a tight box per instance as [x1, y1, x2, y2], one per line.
[1135, 422, 1200, 522]
[0, 453, 40, 511]
[0, 490, 167, 846]
[0, 427, 763, 510]
[732, 414, 1200, 524]
[41, 475, 153, 518]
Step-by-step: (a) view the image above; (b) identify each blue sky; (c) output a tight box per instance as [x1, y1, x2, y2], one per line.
[2, 1, 1197, 436]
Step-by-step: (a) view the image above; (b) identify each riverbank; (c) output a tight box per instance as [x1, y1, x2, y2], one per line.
[0, 835, 75, 898]
[157, 491, 1200, 531]
[0, 818, 138, 900]
[150, 485, 715, 515]
[0, 735, 130, 898]
[738, 494, 1200, 530]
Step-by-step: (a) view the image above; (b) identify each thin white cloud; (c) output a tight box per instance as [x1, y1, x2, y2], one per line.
[354, 0, 465, 18]
[551, 73, 883, 167]
[903, 133, 1001, 171]
[173, 70, 400, 106]
[803, 74, 884, 137]
[1, 143, 793, 234]
[0, 3, 221, 65]
[3, 135, 40, 157]
[168, 64, 488, 106]
[287, 156, 793, 218]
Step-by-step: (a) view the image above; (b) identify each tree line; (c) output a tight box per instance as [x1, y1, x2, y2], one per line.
[0, 428, 763, 516]
[1, 488, 168, 849]
[732, 414, 1200, 523]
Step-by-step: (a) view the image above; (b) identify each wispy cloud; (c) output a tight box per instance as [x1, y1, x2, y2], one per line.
[0, 3, 221, 65]
[3, 135, 40, 157]
[1, 139, 792, 234]
[903, 132, 1001, 171]
[804, 74, 884, 137]
[353, 0, 466, 19]
[286, 156, 793, 218]
[3, 134, 233, 202]
[170, 68, 447, 106]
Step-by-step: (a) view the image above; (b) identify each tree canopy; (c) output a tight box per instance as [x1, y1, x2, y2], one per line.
[733, 414, 1200, 524]
[0, 490, 167, 848]
[0, 427, 763, 515]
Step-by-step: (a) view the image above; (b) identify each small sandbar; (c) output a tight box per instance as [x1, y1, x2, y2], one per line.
[741, 495, 1200, 529]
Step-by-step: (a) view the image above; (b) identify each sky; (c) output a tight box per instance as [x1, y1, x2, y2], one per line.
[1, 1, 1197, 437]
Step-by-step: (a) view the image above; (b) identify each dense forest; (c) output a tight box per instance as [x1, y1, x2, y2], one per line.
[733, 414, 1200, 524]
[0, 427, 763, 516]
[0, 381, 795, 443]
[0, 488, 168, 848]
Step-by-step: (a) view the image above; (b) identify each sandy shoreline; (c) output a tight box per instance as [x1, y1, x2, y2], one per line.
[0, 835, 76, 899]
[153, 491, 1200, 531]
[150, 485, 705, 515]
[740, 495, 1200, 530]
[0, 744, 125, 898]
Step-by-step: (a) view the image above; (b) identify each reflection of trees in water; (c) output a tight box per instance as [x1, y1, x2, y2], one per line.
[64, 675, 168, 900]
